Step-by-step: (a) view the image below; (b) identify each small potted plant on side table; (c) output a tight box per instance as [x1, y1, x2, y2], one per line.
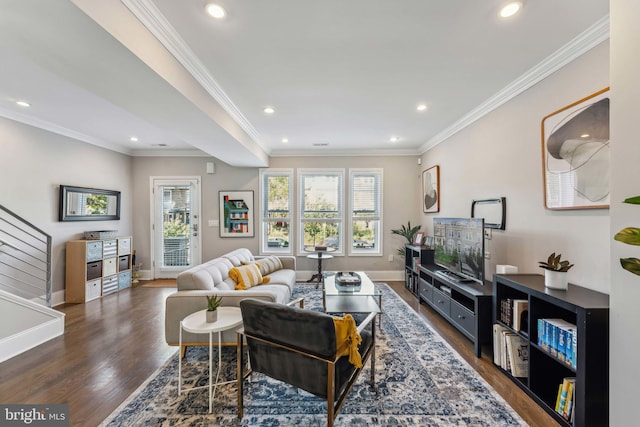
[538, 252, 574, 290]
[206, 295, 223, 323]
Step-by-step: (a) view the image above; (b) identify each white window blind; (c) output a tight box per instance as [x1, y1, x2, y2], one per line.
[259, 169, 293, 254]
[298, 169, 344, 254]
[350, 169, 382, 255]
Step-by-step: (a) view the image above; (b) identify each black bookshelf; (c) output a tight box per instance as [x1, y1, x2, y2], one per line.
[403, 245, 433, 295]
[493, 274, 609, 427]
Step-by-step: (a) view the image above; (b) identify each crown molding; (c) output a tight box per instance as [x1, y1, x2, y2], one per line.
[419, 14, 610, 154]
[130, 148, 209, 157]
[269, 147, 421, 157]
[121, 0, 263, 147]
[0, 107, 133, 155]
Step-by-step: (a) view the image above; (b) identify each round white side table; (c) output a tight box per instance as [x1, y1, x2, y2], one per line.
[178, 306, 243, 413]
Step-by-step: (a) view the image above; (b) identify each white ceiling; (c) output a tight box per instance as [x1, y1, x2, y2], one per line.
[0, 0, 609, 167]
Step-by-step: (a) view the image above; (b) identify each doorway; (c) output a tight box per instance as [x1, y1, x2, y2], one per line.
[151, 177, 202, 278]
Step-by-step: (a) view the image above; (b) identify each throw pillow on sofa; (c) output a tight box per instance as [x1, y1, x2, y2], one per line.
[242, 255, 283, 276]
[230, 263, 271, 290]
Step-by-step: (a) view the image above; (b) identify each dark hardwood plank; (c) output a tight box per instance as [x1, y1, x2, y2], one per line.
[0, 285, 176, 427]
[0, 280, 558, 426]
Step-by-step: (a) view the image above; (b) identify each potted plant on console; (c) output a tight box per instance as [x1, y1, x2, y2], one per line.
[538, 252, 574, 290]
[206, 295, 223, 323]
[391, 221, 421, 256]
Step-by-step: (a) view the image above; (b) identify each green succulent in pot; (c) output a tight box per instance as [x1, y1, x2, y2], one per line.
[206, 295, 223, 323]
[538, 252, 574, 272]
[538, 252, 573, 272]
[207, 295, 223, 311]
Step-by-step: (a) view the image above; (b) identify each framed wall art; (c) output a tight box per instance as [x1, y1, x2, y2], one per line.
[219, 190, 254, 237]
[422, 165, 440, 213]
[541, 87, 610, 210]
[412, 232, 424, 246]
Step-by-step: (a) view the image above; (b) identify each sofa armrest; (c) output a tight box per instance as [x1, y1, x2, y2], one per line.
[277, 256, 296, 270]
[255, 255, 296, 271]
[165, 290, 281, 345]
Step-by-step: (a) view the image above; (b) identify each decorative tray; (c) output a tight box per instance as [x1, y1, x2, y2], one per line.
[335, 272, 362, 290]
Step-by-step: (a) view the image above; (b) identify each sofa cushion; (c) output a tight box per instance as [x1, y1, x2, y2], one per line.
[243, 255, 283, 276]
[176, 258, 234, 290]
[266, 269, 296, 292]
[223, 248, 255, 267]
[230, 263, 269, 290]
[259, 255, 283, 274]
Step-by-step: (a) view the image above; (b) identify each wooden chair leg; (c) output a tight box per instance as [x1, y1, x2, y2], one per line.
[180, 345, 187, 359]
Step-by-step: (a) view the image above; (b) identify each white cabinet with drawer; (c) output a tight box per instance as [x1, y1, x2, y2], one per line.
[66, 236, 133, 303]
[85, 278, 102, 301]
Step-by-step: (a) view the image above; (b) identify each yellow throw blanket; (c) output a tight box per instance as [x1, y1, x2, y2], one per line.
[333, 314, 363, 368]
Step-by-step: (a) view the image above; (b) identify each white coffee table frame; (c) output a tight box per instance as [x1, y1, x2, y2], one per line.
[178, 306, 243, 413]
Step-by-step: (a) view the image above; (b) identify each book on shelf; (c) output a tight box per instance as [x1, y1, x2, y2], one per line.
[512, 299, 528, 333]
[501, 330, 513, 372]
[505, 333, 529, 378]
[537, 318, 577, 368]
[412, 257, 420, 270]
[555, 377, 576, 420]
[500, 298, 513, 327]
[563, 379, 575, 420]
[493, 324, 508, 366]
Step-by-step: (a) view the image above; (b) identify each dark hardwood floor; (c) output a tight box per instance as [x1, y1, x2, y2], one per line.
[0, 280, 558, 426]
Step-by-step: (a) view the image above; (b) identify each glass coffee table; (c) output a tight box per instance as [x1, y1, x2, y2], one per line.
[322, 272, 382, 323]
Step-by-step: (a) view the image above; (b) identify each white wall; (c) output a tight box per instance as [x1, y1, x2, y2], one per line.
[420, 41, 610, 293]
[0, 117, 133, 297]
[610, 0, 640, 423]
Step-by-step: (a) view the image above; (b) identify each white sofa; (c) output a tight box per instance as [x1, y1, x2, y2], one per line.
[165, 248, 296, 350]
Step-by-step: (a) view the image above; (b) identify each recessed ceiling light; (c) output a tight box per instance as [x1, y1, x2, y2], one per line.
[281, 138, 289, 143]
[499, 1, 524, 18]
[263, 106, 275, 114]
[416, 103, 427, 112]
[205, 3, 226, 19]
[581, 134, 590, 138]
[129, 136, 139, 142]
[16, 100, 30, 107]
[389, 136, 400, 143]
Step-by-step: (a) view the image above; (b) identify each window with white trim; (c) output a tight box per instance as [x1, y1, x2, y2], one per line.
[259, 168, 293, 254]
[298, 169, 345, 254]
[349, 169, 382, 255]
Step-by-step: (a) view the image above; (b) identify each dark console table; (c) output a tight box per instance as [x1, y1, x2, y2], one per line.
[417, 264, 493, 357]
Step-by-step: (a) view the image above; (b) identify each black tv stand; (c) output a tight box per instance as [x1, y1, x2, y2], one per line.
[417, 264, 493, 357]
[434, 269, 474, 284]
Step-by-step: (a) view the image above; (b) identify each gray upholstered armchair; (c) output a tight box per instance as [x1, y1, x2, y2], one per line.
[237, 299, 376, 427]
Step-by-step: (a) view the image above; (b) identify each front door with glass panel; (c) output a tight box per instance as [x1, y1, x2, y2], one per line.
[152, 178, 201, 278]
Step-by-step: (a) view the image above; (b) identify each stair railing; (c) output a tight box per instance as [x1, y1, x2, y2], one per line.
[0, 205, 52, 307]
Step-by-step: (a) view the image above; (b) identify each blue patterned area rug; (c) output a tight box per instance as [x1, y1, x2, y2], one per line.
[101, 284, 527, 426]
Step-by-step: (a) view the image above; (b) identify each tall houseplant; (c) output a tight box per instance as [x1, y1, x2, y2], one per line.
[391, 221, 421, 255]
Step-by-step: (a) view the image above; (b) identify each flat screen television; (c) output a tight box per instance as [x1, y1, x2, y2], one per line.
[433, 217, 485, 284]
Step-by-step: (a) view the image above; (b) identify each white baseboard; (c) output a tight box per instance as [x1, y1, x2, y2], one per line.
[296, 270, 404, 282]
